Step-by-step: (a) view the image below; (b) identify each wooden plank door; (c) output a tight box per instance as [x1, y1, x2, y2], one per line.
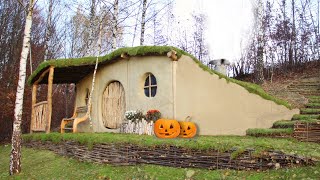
[102, 81, 126, 129]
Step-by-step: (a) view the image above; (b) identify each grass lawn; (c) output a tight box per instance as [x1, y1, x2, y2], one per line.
[246, 128, 294, 137]
[0, 145, 320, 180]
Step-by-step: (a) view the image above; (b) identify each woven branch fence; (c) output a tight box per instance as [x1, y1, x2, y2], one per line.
[24, 141, 313, 171]
[294, 121, 320, 143]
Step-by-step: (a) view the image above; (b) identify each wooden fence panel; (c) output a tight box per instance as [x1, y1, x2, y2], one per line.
[294, 121, 320, 143]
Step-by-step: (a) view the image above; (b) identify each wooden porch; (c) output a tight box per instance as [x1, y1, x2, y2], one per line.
[30, 64, 95, 133]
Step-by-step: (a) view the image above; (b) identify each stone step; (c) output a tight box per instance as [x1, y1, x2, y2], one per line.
[299, 92, 320, 96]
[287, 89, 320, 93]
[309, 96, 320, 100]
[288, 84, 320, 87]
[306, 103, 320, 108]
[246, 128, 293, 137]
[300, 108, 320, 115]
[292, 114, 320, 120]
[309, 99, 320, 104]
[272, 119, 320, 129]
[287, 86, 320, 89]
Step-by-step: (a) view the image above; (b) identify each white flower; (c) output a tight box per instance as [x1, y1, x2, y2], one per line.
[125, 110, 137, 120]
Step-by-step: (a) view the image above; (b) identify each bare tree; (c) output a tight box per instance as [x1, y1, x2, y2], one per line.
[191, 13, 209, 63]
[253, 0, 265, 84]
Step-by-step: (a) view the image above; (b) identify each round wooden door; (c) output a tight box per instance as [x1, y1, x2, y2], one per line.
[102, 81, 126, 129]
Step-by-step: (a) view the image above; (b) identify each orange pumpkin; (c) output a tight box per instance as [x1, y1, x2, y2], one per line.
[179, 121, 197, 138]
[154, 119, 180, 138]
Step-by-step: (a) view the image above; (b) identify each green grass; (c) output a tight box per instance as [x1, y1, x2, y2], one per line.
[272, 119, 320, 128]
[1, 145, 320, 180]
[246, 128, 293, 137]
[309, 98, 320, 103]
[272, 120, 295, 128]
[306, 103, 320, 108]
[27, 46, 292, 109]
[300, 108, 320, 114]
[292, 114, 320, 120]
[309, 96, 320, 100]
[22, 133, 320, 158]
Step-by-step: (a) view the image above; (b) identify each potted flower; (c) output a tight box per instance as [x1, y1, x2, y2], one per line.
[145, 109, 161, 122]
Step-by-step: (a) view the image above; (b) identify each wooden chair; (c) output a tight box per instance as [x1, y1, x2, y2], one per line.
[60, 106, 89, 133]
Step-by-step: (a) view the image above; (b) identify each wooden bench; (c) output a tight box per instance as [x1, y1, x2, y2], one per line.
[60, 106, 89, 133]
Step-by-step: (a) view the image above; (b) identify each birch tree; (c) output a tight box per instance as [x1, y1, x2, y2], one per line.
[86, 0, 97, 56]
[140, 0, 147, 45]
[112, 0, 119, 50]
[10, 0, 36, 175]
[43, 0, 53, 61]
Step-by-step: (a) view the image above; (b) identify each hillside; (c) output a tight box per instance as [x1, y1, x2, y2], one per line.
[238, 61, 320, 108]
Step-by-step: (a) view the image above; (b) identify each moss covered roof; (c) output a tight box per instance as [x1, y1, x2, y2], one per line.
[28, 46, 292, 108]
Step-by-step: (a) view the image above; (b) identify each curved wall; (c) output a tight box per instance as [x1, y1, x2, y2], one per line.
[175, 55, 299, 135]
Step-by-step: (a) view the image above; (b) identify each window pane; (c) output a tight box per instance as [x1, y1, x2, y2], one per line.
[150, 74, 157, 85]
[144, 88, 150, 97]
[144, 75, 150, 86]
[151, 87, 157, 97]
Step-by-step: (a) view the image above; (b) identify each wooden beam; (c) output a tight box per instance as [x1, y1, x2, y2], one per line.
[30, 84, 37, 133]
[46, 66, 54, 133]
[167, 50, 178, 61]
[121, 52, 129, 59]
[34, 68, 50, 85]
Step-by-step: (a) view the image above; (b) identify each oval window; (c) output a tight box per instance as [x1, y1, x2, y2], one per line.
[144, 73, 157, 97]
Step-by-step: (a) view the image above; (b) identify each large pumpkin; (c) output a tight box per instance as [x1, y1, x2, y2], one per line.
[154, 119, 180, 138]
[179, 121, 197, 138]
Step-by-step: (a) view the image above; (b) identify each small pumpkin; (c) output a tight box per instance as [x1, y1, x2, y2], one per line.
[154, 119, 180, 138]
[179, 117, 197, 138]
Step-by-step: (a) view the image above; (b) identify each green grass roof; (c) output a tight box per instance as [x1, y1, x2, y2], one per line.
[28, 46, 291, 108]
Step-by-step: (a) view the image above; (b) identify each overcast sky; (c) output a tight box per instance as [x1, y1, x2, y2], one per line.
[37, 0, 253, 62]
[174, 0, 253, 62]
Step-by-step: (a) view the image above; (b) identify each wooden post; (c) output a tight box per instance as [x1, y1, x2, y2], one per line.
[167, 50, 178, 61]
[30, 84, 37, 133]
[46, 66, 54, 133]
[168, 50, 178, 119]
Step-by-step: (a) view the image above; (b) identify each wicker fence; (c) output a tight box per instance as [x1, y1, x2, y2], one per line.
[24, 141, 313, 171]
[294, 121, 320, 143]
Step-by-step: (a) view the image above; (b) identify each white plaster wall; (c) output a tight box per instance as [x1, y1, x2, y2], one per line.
[175, 55, 299, 135]
[74, 73, 93, 132]
[75, 56, 174, 132]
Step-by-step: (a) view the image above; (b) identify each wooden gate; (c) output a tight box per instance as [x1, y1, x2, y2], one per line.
[102, 81, 126, 129]
[31, 101, 48, 132]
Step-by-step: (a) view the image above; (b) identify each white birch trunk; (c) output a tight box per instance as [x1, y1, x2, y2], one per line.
[112, 0, 118, 50]
[86, 0, 96, 56]
[140, 0, 147, 45]
[87, 17, 103, 129]
[10, 0, 35, 175]
[43, 0, 53, 61]
[131, 6, 141, 46]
